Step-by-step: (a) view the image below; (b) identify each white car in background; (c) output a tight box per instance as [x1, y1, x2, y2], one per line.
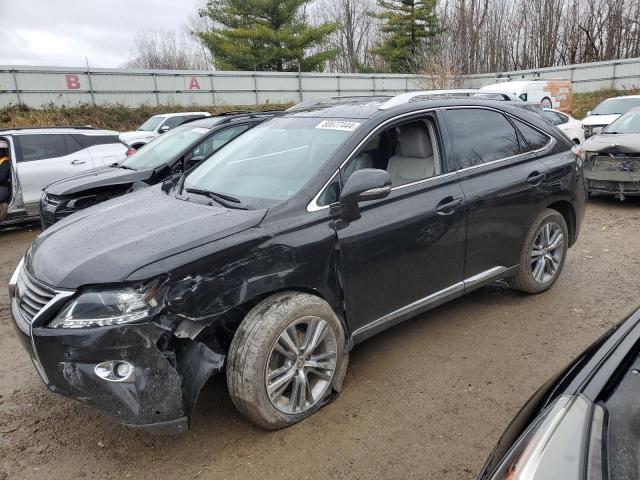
[119, 112, 212, 150]
[581, 95, 640, 139]
[481, 80, 573, 112]
[540, 109, 584, 144]
[0, 127, 127, 225]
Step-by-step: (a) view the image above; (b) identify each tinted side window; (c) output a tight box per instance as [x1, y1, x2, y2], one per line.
[15, 134, 69, 162]
[512, 119, 551, 152]
[444, 109, 520, 168]
[74, 134, 120, 148]
[191, 124, 250, 158]
[164, 117, 186, 129]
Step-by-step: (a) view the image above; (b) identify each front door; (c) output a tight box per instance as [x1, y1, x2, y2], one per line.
[334, 116, 467, 342]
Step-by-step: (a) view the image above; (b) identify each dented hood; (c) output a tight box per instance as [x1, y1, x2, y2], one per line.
[45, 165, 154, 195]
[26, 185, 266, 289]
[583, 133, 640, 154]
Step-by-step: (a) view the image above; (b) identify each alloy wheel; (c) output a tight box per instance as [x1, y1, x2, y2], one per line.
[531, 221, 564, 284]
[265, 316, 338, 415]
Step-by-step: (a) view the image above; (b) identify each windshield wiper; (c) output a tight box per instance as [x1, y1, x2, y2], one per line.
[118, 164, 136, 170]
[185, 188, 249, 210]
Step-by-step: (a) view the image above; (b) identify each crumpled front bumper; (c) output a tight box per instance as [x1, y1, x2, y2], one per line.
[10, 297, 223, 434]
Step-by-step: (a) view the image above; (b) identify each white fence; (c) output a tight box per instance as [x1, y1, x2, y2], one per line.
[3, 57, 640, 108]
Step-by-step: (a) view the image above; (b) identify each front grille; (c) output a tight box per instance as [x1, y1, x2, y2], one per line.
[15, 268, 58, 323]
[591, 155, 640, 173]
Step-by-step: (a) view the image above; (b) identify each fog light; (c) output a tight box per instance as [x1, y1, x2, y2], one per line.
[94, 360, 135, 383]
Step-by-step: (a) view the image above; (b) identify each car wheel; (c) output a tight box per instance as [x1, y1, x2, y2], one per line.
[508, 208, 569, 294]
[540, 97, 553, 109]
[226, 292, 348, 430]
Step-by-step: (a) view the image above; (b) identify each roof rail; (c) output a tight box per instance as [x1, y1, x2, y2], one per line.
[378, 89, 519, 110]
[0, 125, 96, 132]
[287, 95, 393, 112]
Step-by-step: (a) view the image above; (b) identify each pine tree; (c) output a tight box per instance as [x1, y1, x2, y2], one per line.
[371, 0, 439, 73]
[198, 0, 338, 72]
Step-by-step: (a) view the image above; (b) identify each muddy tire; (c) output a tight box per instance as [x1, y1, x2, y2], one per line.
[508, 208, 569, 294]
[226, 292, 348, 430]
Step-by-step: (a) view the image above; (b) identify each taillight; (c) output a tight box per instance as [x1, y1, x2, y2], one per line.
[571, 144, 585, 161]
[125, 147, 136, 157]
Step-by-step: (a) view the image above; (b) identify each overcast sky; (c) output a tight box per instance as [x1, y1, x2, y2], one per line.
[0, 0, 202, 67]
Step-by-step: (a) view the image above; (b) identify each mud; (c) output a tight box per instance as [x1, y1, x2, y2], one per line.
[1, 198, 639, 480]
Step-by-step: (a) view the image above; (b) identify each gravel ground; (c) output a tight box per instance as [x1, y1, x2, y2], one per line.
[1, 198, 639, 480]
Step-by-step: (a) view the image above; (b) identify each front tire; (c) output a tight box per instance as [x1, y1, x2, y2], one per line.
[508, 209, 569, 294]
[226, 292, 348, 430]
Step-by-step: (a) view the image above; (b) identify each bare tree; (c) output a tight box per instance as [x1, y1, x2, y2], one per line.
[125, 30, 211, 70]
[317, 0, 380, 72]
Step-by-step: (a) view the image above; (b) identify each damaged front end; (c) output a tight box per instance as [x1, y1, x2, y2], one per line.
[585, 152, 640, 201]
[9, 261, 224, 435]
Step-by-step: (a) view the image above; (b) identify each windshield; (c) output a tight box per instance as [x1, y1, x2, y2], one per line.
[592, 98, 640, 115]
[137, 116, 164, 131]
[123, 125, 209, 170]
[603, 110, 640, 134]
[184, 117, 357, 208]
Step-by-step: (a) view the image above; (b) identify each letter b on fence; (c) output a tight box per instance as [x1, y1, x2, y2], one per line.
[65, 74, 81, 90]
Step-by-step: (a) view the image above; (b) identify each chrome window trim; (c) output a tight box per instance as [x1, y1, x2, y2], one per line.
[307, 107, 441, 212]
[306, 105, 556, 212]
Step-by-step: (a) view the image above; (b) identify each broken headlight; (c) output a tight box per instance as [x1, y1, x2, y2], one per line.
[49, 280, 167, 329]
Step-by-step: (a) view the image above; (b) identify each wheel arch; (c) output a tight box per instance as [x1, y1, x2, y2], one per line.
[546, 200, 576, 246]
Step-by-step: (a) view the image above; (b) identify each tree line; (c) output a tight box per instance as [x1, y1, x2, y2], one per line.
[125, 0, 640, 76]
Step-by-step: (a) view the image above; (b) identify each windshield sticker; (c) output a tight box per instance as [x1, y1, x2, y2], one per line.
[315, 120, 361, 132]
[191, 128, 209, 134]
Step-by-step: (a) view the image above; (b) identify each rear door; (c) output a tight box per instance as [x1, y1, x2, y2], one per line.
[76, 134, 127, 166]
[441, 107, 553, 281]
[332, 114, 467, 341]
[14, 133, 96, 207]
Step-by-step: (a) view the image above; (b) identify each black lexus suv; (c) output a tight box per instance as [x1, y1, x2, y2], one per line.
[9, 94, 586, 434]
[40, 111, 278, 229]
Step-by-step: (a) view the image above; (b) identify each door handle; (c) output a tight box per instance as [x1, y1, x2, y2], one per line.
[527, 171, 545, 185]
[70, 159, 86, 165]
[435, 197, 463, 215]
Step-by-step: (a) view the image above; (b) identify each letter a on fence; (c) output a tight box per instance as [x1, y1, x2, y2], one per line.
[188, 77, 201, 90]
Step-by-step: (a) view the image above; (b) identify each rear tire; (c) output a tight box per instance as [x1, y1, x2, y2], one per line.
[541, 97, 553, 109]
[508, 209, 569, 294]
[226, 292, 348, 430]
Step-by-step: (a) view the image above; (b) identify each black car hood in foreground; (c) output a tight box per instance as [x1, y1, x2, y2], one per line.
[45, 165, 154, 196]
[26, 186, 267, 289]
[583, 133, 640, 154]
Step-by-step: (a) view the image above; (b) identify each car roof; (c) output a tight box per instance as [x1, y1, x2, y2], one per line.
[0, 126, 119, 136]
[283, 93, 529, 119]
[153, 112, 211, 118]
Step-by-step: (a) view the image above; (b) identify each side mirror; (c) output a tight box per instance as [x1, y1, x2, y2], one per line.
[159, 125, 171, 134]
[586, 111, 592, 117]
[339, 168, 392, 222]
[184, 154, 205, 171]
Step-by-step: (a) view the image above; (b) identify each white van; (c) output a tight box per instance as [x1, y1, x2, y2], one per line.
[481, 80, 573, 113]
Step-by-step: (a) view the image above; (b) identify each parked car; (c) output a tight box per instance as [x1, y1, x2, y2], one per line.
[40, 111, 278, 229]
[477, 306, 640, 480]
[0, 127, 127, 226]
[581, 107, 640, 201]
[9, 93, 585, 434]
[119, 112, 212, 150]
[481, 80, 573, 112]
[540, 108, 585, 144]
[582, 95, 640, 139]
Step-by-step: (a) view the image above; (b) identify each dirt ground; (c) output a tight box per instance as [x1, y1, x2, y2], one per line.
[1, 198, 639, 480]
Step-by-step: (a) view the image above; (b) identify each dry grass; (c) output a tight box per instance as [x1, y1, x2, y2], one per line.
[0, 103, 291, 132]
[0, 90, 635, 130]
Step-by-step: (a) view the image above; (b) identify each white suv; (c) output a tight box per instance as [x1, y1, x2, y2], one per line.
[119, 112, 212, 149]
[0, 127, 127, 225]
